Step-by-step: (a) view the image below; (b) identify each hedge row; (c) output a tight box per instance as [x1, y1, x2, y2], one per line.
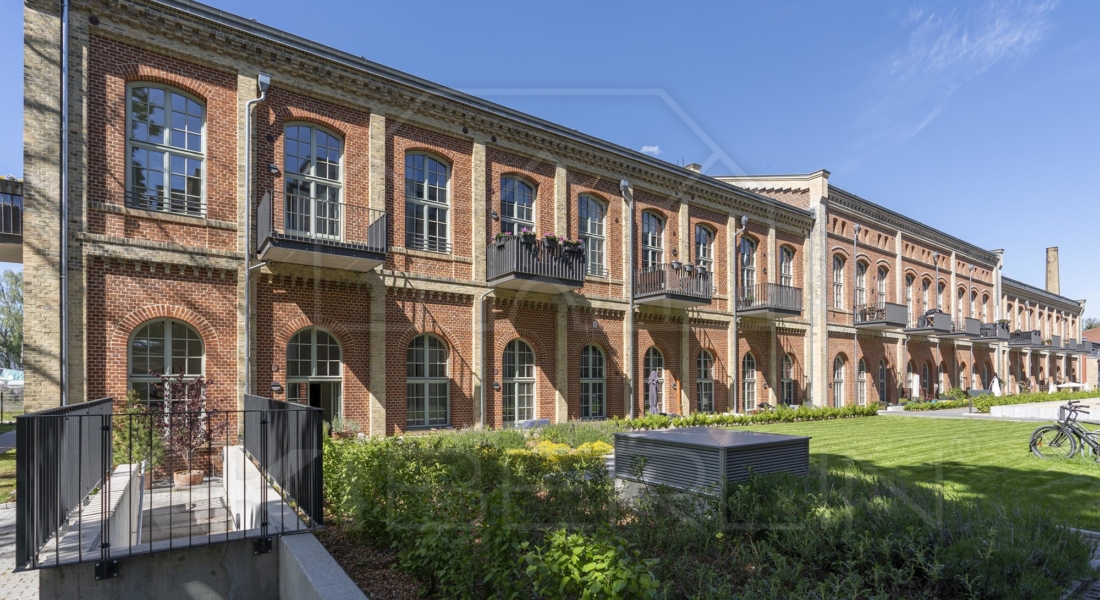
[903, 389, 1098, 413]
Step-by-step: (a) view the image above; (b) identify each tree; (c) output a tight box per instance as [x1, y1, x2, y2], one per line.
[1084, 317, 1100, 331]
[0, 270, 22, 369]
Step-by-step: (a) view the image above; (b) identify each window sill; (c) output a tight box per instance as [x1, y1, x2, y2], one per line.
[91, 201, 237, 231]
[391, 246, 472, 264]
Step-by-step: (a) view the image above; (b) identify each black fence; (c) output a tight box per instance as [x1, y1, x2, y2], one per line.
[486, 235, 586, 285]
[737, 283, 802, 313]
[0, 179, 23, 236]
[634, 263, 712, 300]
[258, 191, 388, 254]
[15, 397, 322, 572]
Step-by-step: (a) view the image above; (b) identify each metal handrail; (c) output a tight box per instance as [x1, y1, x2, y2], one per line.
[259, 192, 388, 253]
[125, 189, 204, 218]
[854, 301, 907, 325]
[486, 235, 585, 284]
[0, 184, 22, 236]
[634, 263, 712, 300]
[737, 282, 802, 312]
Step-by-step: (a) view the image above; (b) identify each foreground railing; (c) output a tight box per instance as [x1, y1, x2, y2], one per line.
[736, 283, 802, 313]
[634, 263, 712, 300]
[16, 396, 322, 572]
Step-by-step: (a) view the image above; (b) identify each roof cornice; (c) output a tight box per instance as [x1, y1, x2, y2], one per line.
[1002, 277, 1084, 311]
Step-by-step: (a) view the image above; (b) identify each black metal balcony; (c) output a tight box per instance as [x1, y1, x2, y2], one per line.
[978, 321, 1010, 341]
[257, 192, 388, 272]
[1064, 338, 1078, 352]
[634, 263, 712, 308]
[905, 310, 952, 335]
[736, 283, 802, 318]
[1051, 335, 1062, 350]
[854, 302, 908, 330]
[1009, 329, 1041, 346]
[486, 235, 585, 294]
[0, 179, 23, 264]
[943, 316, 982, 338]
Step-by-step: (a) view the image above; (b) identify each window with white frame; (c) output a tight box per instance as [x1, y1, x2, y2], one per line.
[127, 84, 205, 216]
[906, 274, 915, 314]
[971, 291, 978, 318]
[579, 195, 606, 276]
[695, 225, 714, 273]
[856, 262, 867, 307]
[285, 124, 342, 240]
[781, 355, 794, 406]
[982, 363, 990, 389]
[641, 212, 664, 269]
[878, 359, 888, 403]
[741, 238, 757, 292]
[877, 267, 887, 304]
[923, 362, 931, 397]
[406, 334, 449, 427]
[906, 361, 915, 398]
[287, 328, 343, 423]
[697, 350, 715, 413]
[502, 339, 535, 424]
[405, 153, 450, 252]
[643, 347, 664, 414]
[580, 344, 606, 419]
[743, 353, 757, 411]
[922, 279, 931, 312]
[937, 282, 945, 310]
[129, 319, 204, 400]
[938, 362, 946, 395]
[957, 287, 965, 316]
[500, 176, 535, 235]
[832, 255, 845, 309]
[833, 356, 845, 408]
[779, 246, 794, 287]
[857, 359, 867, 406]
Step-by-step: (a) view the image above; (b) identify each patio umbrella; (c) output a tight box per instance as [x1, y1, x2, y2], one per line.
[648, 370, 659, 415]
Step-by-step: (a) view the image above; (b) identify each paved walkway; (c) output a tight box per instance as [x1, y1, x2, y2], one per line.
[880, 408, 1057, 423]
[0, 490, 37, 599]
[0, 433, 14, 455]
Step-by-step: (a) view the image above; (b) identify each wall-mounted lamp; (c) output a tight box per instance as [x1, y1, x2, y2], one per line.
[762, 381, 769, 390]
[268, 164, 281, 175]
[270, 381, 283, 394]
[492, 382, 501, 391]
[491, 210, 499, 221]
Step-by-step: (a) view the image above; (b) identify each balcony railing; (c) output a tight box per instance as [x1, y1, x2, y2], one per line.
[906, 310, 952, 334]
[1051, 335, 1062, 349]
[854, 302, 908, 329]
[634, 263, 713, 307]
[946, 316, 982, 338]
[1010, 330, 1041, 346]
[979, 321, 1010, 340]
[257, 192, 387, 271]
[486, 235, 585, 294]
[0, 179, 23, 236]
[737, 283, 802, 317]
[126, 189, 203, 218]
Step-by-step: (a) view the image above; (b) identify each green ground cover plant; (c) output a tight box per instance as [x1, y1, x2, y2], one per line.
[904, 389, 1098, 412]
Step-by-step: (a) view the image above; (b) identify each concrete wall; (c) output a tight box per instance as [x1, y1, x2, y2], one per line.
[279, 534, 366, 600]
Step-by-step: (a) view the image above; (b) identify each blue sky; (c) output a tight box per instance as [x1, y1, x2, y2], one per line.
[2, 0, 1097, 315]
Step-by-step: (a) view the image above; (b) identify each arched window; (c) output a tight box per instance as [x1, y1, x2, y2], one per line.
[697, 350, 715, 413]
[957, 287, 966, 315]
[285, 124, 343, 240]
[127, 83, 205, 216]
[500, 176, 535, 234]
[695, 225, 714, 272]
[406, 334, 449, 427]
[958, 362, 966, 390]
[937, 282, 946, 310]
[906, 275, 915, 315]
[877, 267, 888, 303]
[129, 319, 204, 400]
[906, 361, 915, 399]
[643, 347, 664, 414]
[833, 356, 845, 408]
[405, 153, 450, 252]
[779, 247, 794, 287]
[579, 195, 606, 276]
[922, 363, 931, 398]
[937, 362, 946, 396]
[921, 279, 931, 312]
[832, 255, 845, 309]
[970, 290, 978, 318]
[855, 262, 867, 307]
[287, 328, 342, 422]
[878, 359, 888, 403]
[982, 363, 990, 389]
[743, 353, 757, 411]
[741, 238, 758, 291]
[781, 355, 794, 406]
[502, 340, 536, 424]
[580, 345, 605, 420]
[641, 212, 664, 269]
[857, 359, 867, 406]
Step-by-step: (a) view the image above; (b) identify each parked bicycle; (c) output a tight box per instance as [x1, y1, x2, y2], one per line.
[1029, 400, 1100, 460]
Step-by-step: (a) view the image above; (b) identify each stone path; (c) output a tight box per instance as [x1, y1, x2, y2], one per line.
[0, 495, 37, 599]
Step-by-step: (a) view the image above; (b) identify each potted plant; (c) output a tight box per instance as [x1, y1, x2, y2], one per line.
[694, 263, 707, 274]
[152, 370, 226, 488]
[112, 389, 165, 489]
[493, 231, 514, 248]
[542, 233, 561, 250]
[562, 238, 583, 253]
[671, 260, 683, 270]
[518, 227, 536, 244]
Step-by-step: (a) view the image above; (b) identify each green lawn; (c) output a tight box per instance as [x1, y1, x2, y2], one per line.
[0, 450, 13, 502]
[0, 423, 15, 435]
[745, 416, 1100, 529]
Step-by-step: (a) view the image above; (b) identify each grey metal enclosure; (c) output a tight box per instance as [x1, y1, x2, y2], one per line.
[613, 427, 810, 494]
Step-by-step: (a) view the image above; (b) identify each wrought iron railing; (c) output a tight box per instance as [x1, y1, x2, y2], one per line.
[125, 190, 203, 218]
[979, 321, 1010, 340]
[258, 192, 387, 254]
[487, 235, 586, 285]
[737, 283, 802, 313]
[0, 179, 23, 236]
[406, 233, 452, 254]
[952, 316, 981, 337]
[634, 263, 712, 301]
[906, 310, 952, 332]
[15, 396, 322, 571]
[854, 301, 908, 326]
[1010, 330, 1042, 346]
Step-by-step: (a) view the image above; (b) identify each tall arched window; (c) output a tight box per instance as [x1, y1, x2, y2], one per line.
[922, 363, 931, 398]
[743, 353, 757, 411]
[982, 363, 990, 389]
[781, 355, 794, 405]
[697, 350, 714, 413]
[877, 267, 888, 303]
[129, 319, 204, 400]
[285, 124, 343, 240]
[970, 290, 978, 318]
[287, 328, 342, 422]
[832, 255, 845, 309]
[580, 344, 606, 420]
[833, 356, 845, 408]
[855, 262, 867, 307]
[695, 225, 714, 272]
[500, 176, 535, 234]
[938, 362, 947, 395]
[906, 274, 915, 314]
[937, 282, 946, 310]
[502, 340, 536, 424]
[906, 361, 915, 399]
[405, 153, 450, 252]
[878, 359, 888, 403]
[579, 195, 606, 276]
[741, 238, 758, 291]
[921, 279, 931, 312]
[643, 347, 665, 414]
[779, 247, 794, 287]
[857, 359, 867, 406]
[127, 83, 205, 216]
[957, 287, 965, 316]
[406, 334, 449, 427]
[641, 212, 664, 269]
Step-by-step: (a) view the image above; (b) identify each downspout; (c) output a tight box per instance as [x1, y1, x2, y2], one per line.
[242, 73, 270, 396]
[731, 216, 747, 412]
[620, 180, 634, 418]
[59, 0, 70, 405]
[478, 288, 493, 428]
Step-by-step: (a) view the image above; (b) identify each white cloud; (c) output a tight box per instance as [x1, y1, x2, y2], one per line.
[639, 144, 662, 156]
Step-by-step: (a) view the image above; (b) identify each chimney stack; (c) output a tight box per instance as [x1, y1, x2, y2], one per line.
[1045, 247, 1060, 295]
[685, 163, 702, 173]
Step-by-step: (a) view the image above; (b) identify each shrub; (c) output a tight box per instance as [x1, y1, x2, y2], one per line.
[522, 528, 659, 599]
[112, 389, 165, 469]
[904, 399, 970, 411]
[947, 386, 967, 400]
[973, 390, 1098, 413]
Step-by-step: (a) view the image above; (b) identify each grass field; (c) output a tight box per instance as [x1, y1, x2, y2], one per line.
[745, 416, 1100, 529]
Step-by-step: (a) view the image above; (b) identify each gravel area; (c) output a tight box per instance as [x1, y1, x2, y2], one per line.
[314, 520, 424, 600]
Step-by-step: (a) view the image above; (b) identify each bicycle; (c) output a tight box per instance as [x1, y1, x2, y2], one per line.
[1030, 400, 1100, 460]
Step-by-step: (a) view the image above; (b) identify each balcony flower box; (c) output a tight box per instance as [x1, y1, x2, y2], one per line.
[562, 239, 584, 253]
[542, 234, 560, 250]
[671, 260, 683, 270]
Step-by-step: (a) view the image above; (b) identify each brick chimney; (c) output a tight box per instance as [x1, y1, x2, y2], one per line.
[1045, 247, 1060, 295]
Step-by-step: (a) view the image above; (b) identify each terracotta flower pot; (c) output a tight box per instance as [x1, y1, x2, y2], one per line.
[173, 469, 204, 487]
